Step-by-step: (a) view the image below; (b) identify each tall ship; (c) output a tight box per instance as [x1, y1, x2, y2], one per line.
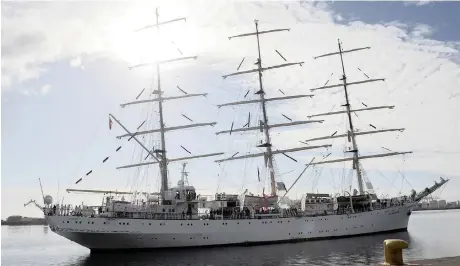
[33, 10, 449, 251]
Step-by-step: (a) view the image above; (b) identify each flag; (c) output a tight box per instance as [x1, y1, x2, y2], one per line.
[109, 117, 113, 130]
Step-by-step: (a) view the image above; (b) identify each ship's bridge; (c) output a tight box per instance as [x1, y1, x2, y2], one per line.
[301, 193, 334, 215]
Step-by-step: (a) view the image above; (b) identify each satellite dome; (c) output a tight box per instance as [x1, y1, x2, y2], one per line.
[44, 195, 53, 205]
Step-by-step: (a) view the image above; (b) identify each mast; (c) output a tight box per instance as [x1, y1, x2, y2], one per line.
[219, 20, 331, 196]
[117, 7, 222, 201]
[255, 20, 277, 196]
[308, 39, 412, 195]
[155, 8, 169, 196]
[180, 162, 189, 187]
[337, 39, 364, 194]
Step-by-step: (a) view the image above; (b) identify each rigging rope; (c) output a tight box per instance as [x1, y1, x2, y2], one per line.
[73, 127, 129, 186]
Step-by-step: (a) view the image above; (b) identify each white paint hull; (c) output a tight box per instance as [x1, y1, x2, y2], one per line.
[47, 204, 414, 250]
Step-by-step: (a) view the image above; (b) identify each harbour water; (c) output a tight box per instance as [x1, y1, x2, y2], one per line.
[2, 210, 459, 266]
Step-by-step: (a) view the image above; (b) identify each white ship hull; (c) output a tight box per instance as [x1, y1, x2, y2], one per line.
[47, 204, 414, 251]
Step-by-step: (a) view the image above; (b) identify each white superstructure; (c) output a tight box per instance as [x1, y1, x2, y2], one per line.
[33, 9, 450, 251]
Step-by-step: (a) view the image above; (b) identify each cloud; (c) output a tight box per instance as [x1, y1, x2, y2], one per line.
[1, 1, 339, 90]
[1, 1, 459, 210]
[411, 24, 433, 38]
[40, 84, 51, 95]
[16, 83, 52, 96]
[1, 1, 131, 89]
[404, 1, 436, 6]
[415, 1, 434, 6]
[69, 57, 84, 70]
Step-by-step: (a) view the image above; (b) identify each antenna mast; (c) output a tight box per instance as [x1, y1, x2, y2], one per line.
[307, 39, 412, 195]
[218, 20, 331, 196]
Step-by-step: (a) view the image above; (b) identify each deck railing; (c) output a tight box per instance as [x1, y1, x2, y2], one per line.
[44, 197, 414, 220]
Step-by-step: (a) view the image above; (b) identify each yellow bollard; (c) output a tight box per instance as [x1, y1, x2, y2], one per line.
[383, 239, 409, 265]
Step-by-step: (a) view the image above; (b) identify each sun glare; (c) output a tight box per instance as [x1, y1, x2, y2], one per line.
[107, 6, 200, 68]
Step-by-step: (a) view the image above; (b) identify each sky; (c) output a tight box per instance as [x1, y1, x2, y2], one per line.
[1, 0, 459, 219]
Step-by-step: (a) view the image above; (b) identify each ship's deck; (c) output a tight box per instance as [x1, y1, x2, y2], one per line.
[44, 199, 414, 221]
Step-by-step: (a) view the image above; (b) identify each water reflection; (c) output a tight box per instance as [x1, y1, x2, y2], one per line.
[74, 231, 411, 266]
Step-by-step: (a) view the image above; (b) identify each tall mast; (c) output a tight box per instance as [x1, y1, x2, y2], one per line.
[254, 20, 276, 196]
[337, 39, 364, 194]
[306, 39, 412, 195]
[218, 20, 331, 196]
[155, 8, 169, 195]
[117, 7, 223, 200]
